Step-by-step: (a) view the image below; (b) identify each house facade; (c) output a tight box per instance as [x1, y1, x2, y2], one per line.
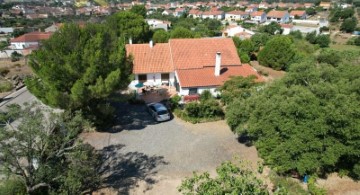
[126, 38, 263, 96]
[266, 10, 290, 23]
[202, 11, 225, 20]
[250, 11, 267, 23]
[225, 11, 249, 21]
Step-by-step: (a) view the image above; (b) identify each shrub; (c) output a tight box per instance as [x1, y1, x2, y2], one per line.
[317, 49, 341, 66]
[0, 178, 27, 195]
[0, 81, 13, 92]
[200, 90, 212, 102]
[308, 176, 327, 195]
[170, 94, 181, 110]
[0, 67, 10, 76]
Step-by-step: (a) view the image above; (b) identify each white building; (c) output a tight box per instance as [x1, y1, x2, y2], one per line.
[225, 10, 249, 21]
[202, 11, 225, 20]
[250, 11, 267, 23]
[266, 10, 290, 23]
[10, 32, 52, 50]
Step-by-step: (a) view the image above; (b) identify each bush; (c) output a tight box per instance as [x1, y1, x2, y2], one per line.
[0, 81, 13, 92]
[200, 90, 212, 102]
[0, 178, 27, 195]
[10, 51, 22, 62]
[270, 172, 308, 195]
[170, 94, 181, 110]
[0, 67, 10, 76]
[317, 49, 341, 66]
[308, 176, 327, 195]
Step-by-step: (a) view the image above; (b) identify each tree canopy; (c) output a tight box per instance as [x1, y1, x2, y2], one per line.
[178, 161, 268, 195]
[0, 103, 100, 194]
[258, 36, 296, 70]
[226, 54, 360, 178]
[152, 29, 170, 43]
[26, 22, 133, 126]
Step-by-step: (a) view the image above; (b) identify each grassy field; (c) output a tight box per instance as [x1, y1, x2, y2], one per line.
[330, 44, 360, 51]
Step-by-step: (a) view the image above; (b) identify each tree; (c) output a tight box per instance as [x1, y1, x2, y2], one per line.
[250, 33, 271, 51]
[340, 17, 358, 33]
[305, 31, 317, 44]
[258, 36, 296, 70]
[306, 7, 316, 15]
[226, 58, 360, 178]
[315, 35, 330, 48]
[106, 11, 151, 43]
[170, 27, 194, 38]
[259, 22, 282, 35]
[0, 103, 101, 194]
[130, 5, 147, 18]
[10, 51, 22, 62]
[178, 161, 268, 194]
[317, 49, 341, 65]
[152, 29, 170, 43]
[354, 36, 360, 46]
[25, 23, 132, 126]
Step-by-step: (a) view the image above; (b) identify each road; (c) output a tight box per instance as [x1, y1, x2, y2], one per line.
[0, 87, 38, 109]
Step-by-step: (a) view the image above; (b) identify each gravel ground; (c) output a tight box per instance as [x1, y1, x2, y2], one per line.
[82, 104, 260, 195]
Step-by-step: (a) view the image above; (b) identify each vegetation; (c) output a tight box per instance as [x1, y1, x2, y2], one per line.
[178, 161, 268, 195]
[305, 31, 330, 48]
[26, 20, 133, 127]
[340, 17, 358, 33]
[0, 81, 13, 92]
[174, 91, 224, 124]
[258, 36, 296, 70]
[226, 54, 360, 178]
[270, 173, 308, 195]
[152, 29, 170, 43]
[0, 103, 100, 194]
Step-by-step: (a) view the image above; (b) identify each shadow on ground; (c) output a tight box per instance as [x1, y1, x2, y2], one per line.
[98, 144, 169, 194]
[237, 134, 253, 147]
[108, 102, 158, 132]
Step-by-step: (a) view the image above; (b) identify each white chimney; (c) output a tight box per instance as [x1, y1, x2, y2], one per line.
[149, 40, 153, 48]
[215, 52, 221, 76]
[129, 37, 132, 45]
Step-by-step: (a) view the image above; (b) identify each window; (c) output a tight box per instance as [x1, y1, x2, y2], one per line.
[189, 88, 198, 95]
[138, 74, 147, 82]
[161, 73, 170, 81]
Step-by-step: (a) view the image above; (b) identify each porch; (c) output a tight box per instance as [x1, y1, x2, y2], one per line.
[136, 85, 177, 103]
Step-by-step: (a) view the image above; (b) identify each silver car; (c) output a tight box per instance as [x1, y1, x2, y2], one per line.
[147, 103, 171, 122]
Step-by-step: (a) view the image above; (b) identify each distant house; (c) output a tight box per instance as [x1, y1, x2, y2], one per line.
[188, 9, 203, 18]
[222, 25, 255, 39]
[162, 9, 173, 16]
[304, 3, 314, 8]
[26, 14, 48, 19]
[202, 11, 225, 20]
[45, 23, 63, 32]
[266, 10, 290, 23]
[126, 38, 263, 96]
[10, 32, 52, 50]
[290, 10, 307, 19]
[146, 19, 171, 31]
[174, 8, 185, 17]
[280, 24, 293, 35]
[245, 6, 258, 13]
[0, 27, 14, 34]
[225, 10, 249, 21]
[319, 2, 331, 10]
[250, 11, 267, 23]
[259, 2, 270, 9]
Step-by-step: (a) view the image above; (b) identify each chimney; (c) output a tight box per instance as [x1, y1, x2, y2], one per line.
[215, 52, 221, 76]
[129, 37, 132, 45]
[149, 40, 153, 48]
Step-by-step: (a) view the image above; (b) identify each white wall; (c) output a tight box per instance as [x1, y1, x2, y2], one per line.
[11, 41, 38, 49]
[178, 86, 220, 96]
[130, 72, 175, 88]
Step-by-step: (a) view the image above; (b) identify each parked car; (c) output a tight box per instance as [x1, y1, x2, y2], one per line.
[147, 102, 171, 122]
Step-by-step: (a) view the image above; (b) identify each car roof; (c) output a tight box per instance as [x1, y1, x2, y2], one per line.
[151, 103, 167, 111]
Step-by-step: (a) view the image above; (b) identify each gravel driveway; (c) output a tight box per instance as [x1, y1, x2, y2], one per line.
[82, 104, 259, 195]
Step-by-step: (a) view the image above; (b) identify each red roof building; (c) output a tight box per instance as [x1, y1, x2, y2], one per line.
[126, 38, 263, 96]
[10, 32, 52, 50]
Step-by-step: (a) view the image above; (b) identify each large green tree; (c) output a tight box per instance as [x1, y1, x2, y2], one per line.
[226, 58, 360, 178]
[0, 103, 100, 194]
[152, 29, 170, 43]
[258, 36, 295, 70]
[26, 23, 132, 125]
[170, 27, 195, 38]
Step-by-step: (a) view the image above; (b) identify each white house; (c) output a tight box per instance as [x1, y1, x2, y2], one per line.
[281, 24, 293, 35]
[266, 10, 290, 23]
[222, 25, 255, 39]
[188, 9, 203, 18]
[225, 10, 249, 21]
[250, 11, 267, 23]
[202, 11, 225, 20]
[290, 10, 307, 19]
[245, 6, 258, 13]
[126, 38, 263, 96]
[162, 9, 173, 16]
[146, 19, 171, 31]
[10, 32, 52, 50]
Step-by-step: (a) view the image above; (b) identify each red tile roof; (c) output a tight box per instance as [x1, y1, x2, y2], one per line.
[290, 10, 306, 16]
[251, 11, 265, 17]
[202, 11, 224, 16]
[169, 38, 241, 70]
[10, 32, 52, 43]
[226, 10, 248, 15]
[176, 64, 264, 87]
[126, 43, 173, 74]
[267, 10, 288, 18]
